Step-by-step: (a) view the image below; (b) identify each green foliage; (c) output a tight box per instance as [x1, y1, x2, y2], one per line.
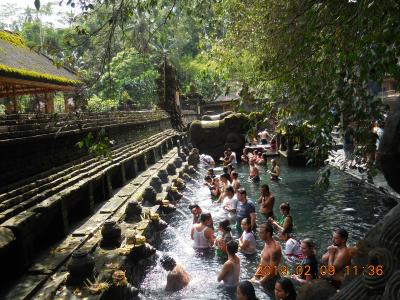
[97, 49, 158, 109]
[207, 0, 399, 167]
[86, 95, 118, 112]
[76, 128, 112, 158]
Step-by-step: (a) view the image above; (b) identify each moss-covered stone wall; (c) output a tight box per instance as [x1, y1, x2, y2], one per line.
[0, 111, 172, 188]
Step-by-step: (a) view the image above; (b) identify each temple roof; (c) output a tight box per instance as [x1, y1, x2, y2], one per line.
[0, 31, 81, 98]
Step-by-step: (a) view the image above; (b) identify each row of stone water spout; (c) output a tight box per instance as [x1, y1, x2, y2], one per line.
[62, 145, 199, 299]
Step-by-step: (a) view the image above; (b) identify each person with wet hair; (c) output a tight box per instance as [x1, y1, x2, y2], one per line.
[268, 159, 280, 180]
[269, 202, 293, 233]
[215, 219, 233, 258]
[160, 254, 190, 292]
[291, 238, 318, 284]
[241, 148, 250, 164]
[236, 188, 256, 233]
[258, 184, 275, 219]
[274, 278, 297, 300]
[239, 218, 257, 255]
[217, 240, 240, 287]
[256, 152, 266, 166]
[223, 166, 232, 182]
[251, 223, 282, 291]
[207, 168, 216, 178]
[279, 229, 303, 264]
[249, 160, 260, 182]
[321, 228, 351, 288]
[204, 175, 219, 201]
[191, 213, 215, 250]
[222, 186, 238, 222]
[218, 173, 232, 202]
[236, 280, 259, 300]
[231, 171, 241, 192]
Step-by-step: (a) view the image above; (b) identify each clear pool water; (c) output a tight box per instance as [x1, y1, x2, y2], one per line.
[139, 159, 395, 299]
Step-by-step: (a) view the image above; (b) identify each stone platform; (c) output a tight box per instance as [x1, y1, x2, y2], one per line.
[2, 145, 186, 299]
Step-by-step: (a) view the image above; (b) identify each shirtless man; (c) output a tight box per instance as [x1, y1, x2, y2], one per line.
[251, 223, 281, 291]
[249, 161, 260, 182]
[258, 129, 271, 145]
[268, 159, 280, 180]
[231, 171, 241, 192]
[258, 184, 275, 219]
[160, 255, 190, 292]
[321, 228, 351, 288]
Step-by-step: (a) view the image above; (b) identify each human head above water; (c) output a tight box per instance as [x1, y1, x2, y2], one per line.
[226, 240, 238, 255]
[301, 238, 316, 257]
[236, 281, 258, 300]
[274, 278, 297, 300]
[280, 202, 290, 215]
[219, 219, 231, 232]
[241, 217, 252, 232]
[200, 212, 212, 225]
[258, 222, 273, 240]
[231, 171, 238, 179]
[225, 186, 235, 197]
[332, 228, 348, 246]
[260, 184, 270, 194]
[160, 254, 176, 271]
[237, 188, 247, 202]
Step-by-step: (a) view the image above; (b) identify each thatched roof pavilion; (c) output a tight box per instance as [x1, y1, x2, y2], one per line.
[0, 30, 81, 113]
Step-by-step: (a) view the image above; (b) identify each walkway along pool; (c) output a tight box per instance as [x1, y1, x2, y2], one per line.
[139, 159, 395, 300]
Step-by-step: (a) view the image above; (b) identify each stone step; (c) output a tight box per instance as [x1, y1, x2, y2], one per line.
[0, 131, 179, 223]
[0, 129, 175, 204]
[1, 147, 181, 299]
[0, 111, 169, 140]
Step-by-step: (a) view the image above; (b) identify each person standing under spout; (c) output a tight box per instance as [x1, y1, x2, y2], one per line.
[160, 255, 190, 292]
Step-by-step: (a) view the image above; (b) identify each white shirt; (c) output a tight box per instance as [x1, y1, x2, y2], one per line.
[200, 154, 215, 166]
[241, 231, 257, 255]
[284, 238, 303, 263]
[229, 152, 237, 165]
[222, 195, 238, 221]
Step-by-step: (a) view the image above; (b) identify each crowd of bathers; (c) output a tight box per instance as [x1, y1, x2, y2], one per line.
[160, 148, 352, 300]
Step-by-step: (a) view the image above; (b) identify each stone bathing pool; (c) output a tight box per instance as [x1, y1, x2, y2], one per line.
[139, 159, 396, 300]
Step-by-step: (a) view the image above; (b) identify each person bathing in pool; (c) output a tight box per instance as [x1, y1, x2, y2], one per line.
[160, 254, 190, 292]
[249, 160, 260, 182]
[268, 159, 280, 180]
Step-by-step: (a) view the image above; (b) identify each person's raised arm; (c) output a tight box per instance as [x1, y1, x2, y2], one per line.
[240, 239, 250, 251]
[205, 228, 215, 246]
